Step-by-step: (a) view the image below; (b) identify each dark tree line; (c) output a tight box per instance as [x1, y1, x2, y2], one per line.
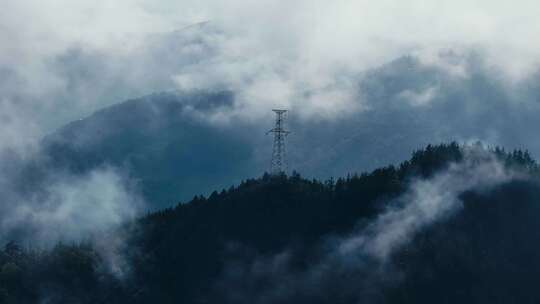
[2, 142, 540, 303]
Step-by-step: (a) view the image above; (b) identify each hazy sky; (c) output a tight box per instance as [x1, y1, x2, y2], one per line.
[3, 0, 540, 150]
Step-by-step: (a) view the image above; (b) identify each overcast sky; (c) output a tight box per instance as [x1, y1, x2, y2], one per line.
[3, 0, 540, 180]
[3, 1, 540, 148]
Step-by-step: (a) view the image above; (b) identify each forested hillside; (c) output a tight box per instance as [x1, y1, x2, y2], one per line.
[2, 143, 540, 303]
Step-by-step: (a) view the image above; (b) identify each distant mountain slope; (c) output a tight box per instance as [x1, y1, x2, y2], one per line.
[3, 143, 540, 303]
[42, 90, 258, 209]
[36, 55, 540, 211]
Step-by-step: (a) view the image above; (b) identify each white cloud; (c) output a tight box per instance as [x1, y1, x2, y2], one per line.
[398, 86, 438, 107]
[3, 0, 540, 139]
[339, 147, 518, 261]
[0, 167, 143, 246]
[0, 165, 144, 277]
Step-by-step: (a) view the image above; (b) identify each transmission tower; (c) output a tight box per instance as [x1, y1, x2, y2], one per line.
[267, 109, 290, 174]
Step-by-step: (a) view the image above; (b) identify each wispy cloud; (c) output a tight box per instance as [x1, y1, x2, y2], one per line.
[0, 162, 144, 277]
[3, 0, 540, 138]
[217, 147, 524, 303]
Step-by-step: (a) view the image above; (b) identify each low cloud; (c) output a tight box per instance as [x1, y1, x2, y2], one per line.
[0, 159, 144, 277]
[0, 167, 142, 246]
[398, 86, 438, 107]
[339, 146, 518, 261]
[3, 1, 540, 139]
[218, 147, 524, 303]
[2, 2, 540, 177]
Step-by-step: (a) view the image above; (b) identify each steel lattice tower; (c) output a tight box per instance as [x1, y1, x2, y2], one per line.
[268, 109, 290, 174]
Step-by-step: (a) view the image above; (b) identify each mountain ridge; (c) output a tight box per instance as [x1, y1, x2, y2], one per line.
[1, 143, 539, 303]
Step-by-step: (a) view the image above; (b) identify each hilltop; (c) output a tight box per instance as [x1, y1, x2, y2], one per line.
[2, 143, 540, 303]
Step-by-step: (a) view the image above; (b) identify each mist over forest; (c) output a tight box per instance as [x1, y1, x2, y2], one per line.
[2, 1, 540, 303]
[2, 143, 540, 303]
